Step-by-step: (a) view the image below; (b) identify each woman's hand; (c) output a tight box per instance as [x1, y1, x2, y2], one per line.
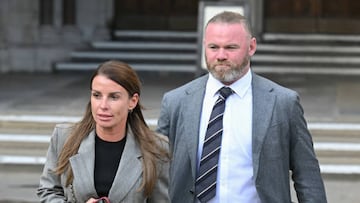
[86, 197, 111, 203]
[86, 197, 98, 203]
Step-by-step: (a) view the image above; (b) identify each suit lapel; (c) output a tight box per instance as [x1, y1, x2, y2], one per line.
[182, 75, 208, 179]
[251, 74, 276, 179]
[69, 130, 97, 202]
[109, 129, 142, 201]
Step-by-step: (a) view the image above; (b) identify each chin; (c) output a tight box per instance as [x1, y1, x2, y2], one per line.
[215, 65, 231, 71]
[96, 120, 113, 127]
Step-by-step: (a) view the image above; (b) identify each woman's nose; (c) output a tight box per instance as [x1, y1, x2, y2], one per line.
[100, 98, 108, 109]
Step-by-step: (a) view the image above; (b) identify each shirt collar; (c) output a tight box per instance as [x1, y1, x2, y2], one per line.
[207, 70, 252, 98]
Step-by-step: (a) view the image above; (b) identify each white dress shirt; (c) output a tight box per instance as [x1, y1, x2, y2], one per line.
[197, 70, 261, 203]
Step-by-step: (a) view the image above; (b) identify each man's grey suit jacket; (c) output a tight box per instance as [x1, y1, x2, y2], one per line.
[157, 72, 327, 203]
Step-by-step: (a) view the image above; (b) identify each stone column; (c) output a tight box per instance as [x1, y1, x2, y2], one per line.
[221, 0, 263, 39]
[250, 0, 264, 40]
[76, 0, 113, 41]
[0, 1, 9, 72]
[53, 0, 63, 29]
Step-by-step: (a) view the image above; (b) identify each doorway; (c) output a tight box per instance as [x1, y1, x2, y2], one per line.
[113, 0, 198, 30]
[264, 0, 360, 34]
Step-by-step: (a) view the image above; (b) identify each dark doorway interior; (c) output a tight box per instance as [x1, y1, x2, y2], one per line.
[113, 0, 198, 30]
[264, 0, 360, 34]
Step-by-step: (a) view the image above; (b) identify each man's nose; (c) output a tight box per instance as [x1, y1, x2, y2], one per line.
[217, 49, 227, 60]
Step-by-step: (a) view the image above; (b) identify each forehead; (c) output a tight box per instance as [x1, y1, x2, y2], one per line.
[92, 75, 123, 91]
[204, 23, 248, 41]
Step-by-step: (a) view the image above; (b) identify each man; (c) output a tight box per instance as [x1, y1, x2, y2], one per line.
[157, 11, 327, 203]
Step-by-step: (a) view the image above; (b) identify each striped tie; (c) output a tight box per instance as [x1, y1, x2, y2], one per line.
[195, 86, 233, 202]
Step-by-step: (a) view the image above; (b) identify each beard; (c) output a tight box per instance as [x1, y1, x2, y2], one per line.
[206, 55, 250, 84]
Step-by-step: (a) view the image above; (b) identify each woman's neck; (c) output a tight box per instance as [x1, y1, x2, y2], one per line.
[95, 125, 126, 142]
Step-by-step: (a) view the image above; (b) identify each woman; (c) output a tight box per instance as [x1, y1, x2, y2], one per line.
[37, 60, 170, 202]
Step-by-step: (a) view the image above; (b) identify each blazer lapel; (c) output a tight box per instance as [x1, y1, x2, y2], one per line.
[251, 74, 276, 179]
[108, 129, 142, 201]
[69, 130, 98, 202]
[181, 75, 208, 179]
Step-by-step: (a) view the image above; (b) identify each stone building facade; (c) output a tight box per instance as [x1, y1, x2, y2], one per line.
[1, 0, 360, 72]
[0, 0, 112, 72]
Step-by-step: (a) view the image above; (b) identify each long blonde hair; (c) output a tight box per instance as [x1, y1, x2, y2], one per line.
[55, 60, 169, 197]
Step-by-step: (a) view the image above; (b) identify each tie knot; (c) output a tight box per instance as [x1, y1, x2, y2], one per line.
[219, 87, 233, 99]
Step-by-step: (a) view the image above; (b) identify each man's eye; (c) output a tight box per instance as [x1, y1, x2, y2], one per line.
[226, 46, 238, 50]
[207, 44, 217, 49]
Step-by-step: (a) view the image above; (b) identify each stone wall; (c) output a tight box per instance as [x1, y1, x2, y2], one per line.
[0, 0, 112, 73]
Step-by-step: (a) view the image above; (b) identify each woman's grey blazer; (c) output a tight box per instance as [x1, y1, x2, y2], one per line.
[37, 123, 170, 203]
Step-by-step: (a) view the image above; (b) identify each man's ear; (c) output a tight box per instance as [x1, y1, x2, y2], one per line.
[249, 37, 257, 56]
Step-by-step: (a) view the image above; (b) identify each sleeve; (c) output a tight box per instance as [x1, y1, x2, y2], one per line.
[156, 93, 170, 138]
[289, 94, 327, 203]
[148, 136, 171, 203]
[36, 126, 67, 203]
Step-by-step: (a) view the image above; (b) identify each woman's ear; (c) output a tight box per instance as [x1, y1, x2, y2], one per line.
[129, 93, 139, 110]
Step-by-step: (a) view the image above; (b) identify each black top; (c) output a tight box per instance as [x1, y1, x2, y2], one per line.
[94, 134, 126, 196]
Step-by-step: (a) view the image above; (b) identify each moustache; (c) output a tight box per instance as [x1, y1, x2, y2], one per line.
[214, 62, 231, 66]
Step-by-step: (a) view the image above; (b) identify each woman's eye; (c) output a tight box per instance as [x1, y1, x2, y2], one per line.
[92, 93, 101, 98]
[110, 94, 120, 100]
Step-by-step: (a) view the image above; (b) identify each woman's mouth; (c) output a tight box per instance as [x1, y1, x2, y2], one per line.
[97, 114, 112, 121]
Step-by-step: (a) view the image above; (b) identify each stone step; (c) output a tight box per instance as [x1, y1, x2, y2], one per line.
[0, 115, 159, 135]
[54, 30, 360, 75]
[55, 63, 360, 75]
[315, 142, 360, 163]
[69, 51, 196, 62]
[3, 136, 360, 164]
[255, 33, 360, 75]
[92, 41, 360, 55]
[1, 132, 360, 170]
[113, 30, 197, 41]
[257, 44, 360, 55]
[0, 143, 48, 157]
[251, 65, 360, 75]
[1, 115, 360, 139]
[1, 156, 359, 176]
[262, 33, 360, 44]
[70, 50, 360, 64]
[55, 30, 198, 73]
[55, 62, 197, 72]
[312, 130, 360, 143]
[2, 116, 360, 173]
[252, 54, 360, 66]
[319, 157, 360, 165]
[0, 133, 50, 147]
[92, 41, 197, 51]
[0, 115, 80, 134]
[319, 164, 360, 176]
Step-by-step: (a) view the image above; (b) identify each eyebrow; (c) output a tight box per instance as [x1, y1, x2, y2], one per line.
[91, 90, 123, 94]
